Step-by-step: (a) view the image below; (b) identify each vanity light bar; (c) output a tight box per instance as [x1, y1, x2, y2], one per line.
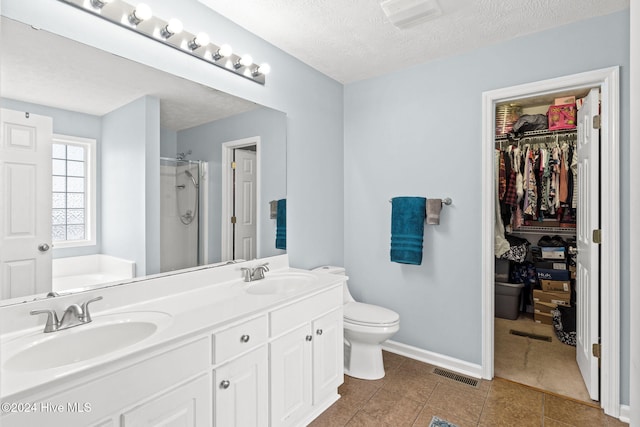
[57, 0, 269, 84]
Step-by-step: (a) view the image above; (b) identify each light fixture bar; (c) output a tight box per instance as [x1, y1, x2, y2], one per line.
[58, 0, 268, 84]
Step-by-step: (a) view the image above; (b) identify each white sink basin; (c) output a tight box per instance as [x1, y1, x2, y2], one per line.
[244, 272, 318, 295]
[2, 311, 172, 372]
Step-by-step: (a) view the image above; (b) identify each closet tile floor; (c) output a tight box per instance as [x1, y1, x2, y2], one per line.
[494, 313, 590, 403]
[309, 351, 628, 427]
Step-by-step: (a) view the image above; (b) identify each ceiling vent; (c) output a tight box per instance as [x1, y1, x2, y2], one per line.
[380, 0, 442, 29]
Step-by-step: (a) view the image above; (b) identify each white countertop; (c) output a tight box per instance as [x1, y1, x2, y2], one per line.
[0, 258, 344, 399]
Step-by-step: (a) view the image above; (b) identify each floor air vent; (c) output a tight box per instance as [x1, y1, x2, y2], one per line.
[509, 329, 552, 342]
[432, 368, 480, 388]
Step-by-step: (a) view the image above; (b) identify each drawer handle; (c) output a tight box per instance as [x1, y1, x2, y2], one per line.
[316, 329, 323, 336]
[305, 335, 313, 342]
[240, 334, 250, 343]
[220, 380, 231, 389]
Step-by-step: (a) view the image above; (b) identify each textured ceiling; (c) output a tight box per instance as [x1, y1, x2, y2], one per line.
[0, 18, 259, 131]
[198, 0, 629, 83]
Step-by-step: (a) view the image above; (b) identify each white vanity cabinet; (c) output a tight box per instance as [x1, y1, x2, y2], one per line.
[269, 286, 344, 427]
[1, 269, 343, 427]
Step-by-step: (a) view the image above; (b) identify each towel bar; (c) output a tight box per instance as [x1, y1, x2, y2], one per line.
[389, 197, 452, 206]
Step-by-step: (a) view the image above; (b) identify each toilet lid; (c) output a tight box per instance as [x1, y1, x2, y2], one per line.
[343, 302, 399, 326]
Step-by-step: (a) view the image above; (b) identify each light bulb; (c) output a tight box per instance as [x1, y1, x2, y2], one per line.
[188, 32, 210, 50]
[239, 54, 253, 67]
[218, 44, 233, 58]
[167, 18, 183, 34]
[257, 63, 271, 75]
[129, 3, 152, 25]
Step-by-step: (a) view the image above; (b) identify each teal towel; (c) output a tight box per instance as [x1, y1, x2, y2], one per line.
[390, 197, 426, 265]
[276, 199, 286, 250]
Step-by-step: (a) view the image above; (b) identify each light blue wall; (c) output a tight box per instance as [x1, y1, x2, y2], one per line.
[160, 128, 177, 158]
[177, 107, 287, 263]
[2, 0, 345, 270]
[0, 98, 102, 259]
[344, 10, 630, 404]
[102, 96, 160, 276]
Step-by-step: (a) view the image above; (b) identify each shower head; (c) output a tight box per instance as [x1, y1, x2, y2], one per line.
[184, 169, 198, 187]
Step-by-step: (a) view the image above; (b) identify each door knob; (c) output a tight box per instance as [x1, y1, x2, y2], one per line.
[38, 243, 51, 252]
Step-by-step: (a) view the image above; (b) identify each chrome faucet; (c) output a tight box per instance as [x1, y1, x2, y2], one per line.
[30, 296, 103, 333]
[241, 263, 270, 282]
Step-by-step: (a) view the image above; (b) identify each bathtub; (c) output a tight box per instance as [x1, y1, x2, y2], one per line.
[52, 255, 136, 292]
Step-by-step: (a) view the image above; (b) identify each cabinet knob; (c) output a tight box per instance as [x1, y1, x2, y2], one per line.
[220, 380, 230, 389]
[316, 329, 323, 336]
[240, 334, 250, 343]
[38, 243, 51, 252]
[305, 335, 313, 342]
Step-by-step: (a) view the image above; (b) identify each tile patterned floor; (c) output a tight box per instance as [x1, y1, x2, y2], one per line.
[310, 351, 628, 427]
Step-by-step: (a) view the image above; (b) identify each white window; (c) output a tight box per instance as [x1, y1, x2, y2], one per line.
[51, 134, 96, 248]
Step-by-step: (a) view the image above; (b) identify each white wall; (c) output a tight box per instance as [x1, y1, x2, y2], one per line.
[102, 96, 160, 276]
[344, 10, 630, 403]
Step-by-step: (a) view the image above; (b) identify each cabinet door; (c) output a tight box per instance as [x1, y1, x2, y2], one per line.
[312, 308, 344, 404]
[214, 346, 268, 427]
[270, 323, 313, 427]
[121, 374, 210, 426]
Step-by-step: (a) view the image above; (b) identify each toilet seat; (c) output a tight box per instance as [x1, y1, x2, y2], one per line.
[344, 302, 399, 327]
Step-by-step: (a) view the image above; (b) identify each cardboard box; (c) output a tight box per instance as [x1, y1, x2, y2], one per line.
[548, 104, 577, 130]
[540, 279, 571, 292]
[535, 261, 567, 270]
[541, 247, 565, 260]
[533, 289, 570, 306]
[534, 312, 554, 325]
[554, 96, 576, 106]
[534, 301, 558, 315]
[536, 268, 570, 281]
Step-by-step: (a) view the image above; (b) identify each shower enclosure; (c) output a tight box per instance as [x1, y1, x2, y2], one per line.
[160, 157, 207, 273]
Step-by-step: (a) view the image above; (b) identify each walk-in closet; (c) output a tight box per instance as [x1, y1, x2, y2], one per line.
[492, 87, 600, 404]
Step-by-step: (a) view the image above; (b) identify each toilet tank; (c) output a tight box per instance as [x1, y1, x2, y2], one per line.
[312, 266, 351, 302]
[312, 266, 346, 275]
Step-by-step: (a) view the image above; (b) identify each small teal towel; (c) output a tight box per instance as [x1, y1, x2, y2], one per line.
[390, 197, 426, 265]
[276, 199, 286, 250]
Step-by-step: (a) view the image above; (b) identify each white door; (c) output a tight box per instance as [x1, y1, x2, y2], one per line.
[233, 148, 257, 260]
[312, 309, 344, 405]
[576, 88, 600, 401]
[214, 346, 268, 427]
[270, 324, 312, 427]
[0, 109, 53, 299]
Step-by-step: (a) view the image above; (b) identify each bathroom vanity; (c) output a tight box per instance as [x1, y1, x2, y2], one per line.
[0, 255, 344, 426]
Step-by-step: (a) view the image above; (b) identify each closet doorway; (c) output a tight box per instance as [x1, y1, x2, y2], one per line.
[480, 67, 620, 416]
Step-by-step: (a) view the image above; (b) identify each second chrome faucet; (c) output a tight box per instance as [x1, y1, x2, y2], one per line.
[30, 296, 103, 333]
[241, 263, 270, 282]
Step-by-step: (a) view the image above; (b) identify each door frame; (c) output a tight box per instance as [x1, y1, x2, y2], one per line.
[480, 67, 620, 415]
[221, 136, 261, 261]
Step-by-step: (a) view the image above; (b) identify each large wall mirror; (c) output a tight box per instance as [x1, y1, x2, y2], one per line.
[0, 17, 287, 306]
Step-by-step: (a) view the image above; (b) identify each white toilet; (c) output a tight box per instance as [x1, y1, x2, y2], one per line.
[313, 266, 400, 380]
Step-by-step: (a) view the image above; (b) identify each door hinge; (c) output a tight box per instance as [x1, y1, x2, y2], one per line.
[231, 161, 236, 169]
[592, 229, 602, 244]
[231, 216, 236, 224]
[593, 115, 601, 129]
[592, 343, 601, 359]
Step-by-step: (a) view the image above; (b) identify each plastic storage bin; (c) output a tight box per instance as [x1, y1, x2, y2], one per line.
[495, 282, 524, 320]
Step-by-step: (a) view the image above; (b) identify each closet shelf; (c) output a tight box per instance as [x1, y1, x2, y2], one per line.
[508, 226, 576, 236]
[495, 128, 577, 141]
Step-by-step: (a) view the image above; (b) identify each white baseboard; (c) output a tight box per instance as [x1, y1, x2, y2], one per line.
[618, 404, 630, 424]
[382, 340, 483, 379]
